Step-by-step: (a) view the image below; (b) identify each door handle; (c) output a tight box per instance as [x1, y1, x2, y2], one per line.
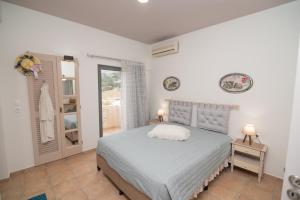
[287, 189, 300, 200]
[289, 175, 300, 189]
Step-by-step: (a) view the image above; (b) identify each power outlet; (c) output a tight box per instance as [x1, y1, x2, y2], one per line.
[14, 99, 21, 114]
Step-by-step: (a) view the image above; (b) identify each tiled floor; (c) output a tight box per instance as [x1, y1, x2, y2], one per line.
[0, 150, 282, 200]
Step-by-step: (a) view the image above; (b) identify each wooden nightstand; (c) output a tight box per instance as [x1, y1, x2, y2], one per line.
[231, 139, 267, 183]
[147, 119, 161, 125]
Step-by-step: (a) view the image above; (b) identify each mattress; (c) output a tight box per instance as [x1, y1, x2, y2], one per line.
[96, 123, 231, 200]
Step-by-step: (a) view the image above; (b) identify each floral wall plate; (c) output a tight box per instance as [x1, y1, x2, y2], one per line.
[219, 73, 253, 93]
[163, 76, 180, 91]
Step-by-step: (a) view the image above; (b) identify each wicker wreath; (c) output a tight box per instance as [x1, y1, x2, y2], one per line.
[15, 53, 42, 79]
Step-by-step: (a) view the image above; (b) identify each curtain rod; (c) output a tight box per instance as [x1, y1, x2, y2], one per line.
[87, 53, 143, 64]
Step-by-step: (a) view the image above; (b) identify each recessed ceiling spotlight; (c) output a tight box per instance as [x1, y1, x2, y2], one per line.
[138, 0, 149, 3]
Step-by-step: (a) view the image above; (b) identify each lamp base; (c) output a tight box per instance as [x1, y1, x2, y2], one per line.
[243, 135, 253, 145]
[158, 115, 163, 122]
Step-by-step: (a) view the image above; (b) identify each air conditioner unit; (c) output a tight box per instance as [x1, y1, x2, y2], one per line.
[152, 41, 179, 57]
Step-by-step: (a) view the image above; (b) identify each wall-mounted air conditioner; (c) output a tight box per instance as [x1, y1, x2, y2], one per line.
[152, 41, 179, 57]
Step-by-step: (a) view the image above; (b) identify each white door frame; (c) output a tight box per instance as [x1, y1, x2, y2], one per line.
[282, 35, 300, 200]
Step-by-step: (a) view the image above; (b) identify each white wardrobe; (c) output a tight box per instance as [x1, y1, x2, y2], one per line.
[27, 53, 82, 165]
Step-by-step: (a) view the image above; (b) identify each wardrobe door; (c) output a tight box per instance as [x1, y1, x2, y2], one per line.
[57, 57, 82, 157]
[27, 53, 62, 165]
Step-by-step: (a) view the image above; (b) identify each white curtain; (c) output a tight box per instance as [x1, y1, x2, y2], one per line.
[121, 61, 148, 130]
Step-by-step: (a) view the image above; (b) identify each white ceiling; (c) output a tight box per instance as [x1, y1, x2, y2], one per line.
[4, 0, 294, 44]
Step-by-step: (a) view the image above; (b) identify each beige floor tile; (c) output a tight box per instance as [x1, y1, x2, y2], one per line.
[0, 174, 24, 192]
[70, 163, 94, 177]
[241, 186, 273, 200]
[46, 160, 69, 176]
[49, 169, 76, 186]
[0, 180, 8, 191]
[24, 168, 49, 183]
[76, 171, 101, 188]
[53, 178, 79, 199]
[60, 190, 88, 200]
[194, 191, 210, 200]
[208, 183, 239, 200]
[273, 179, 283, 199]
[248, 175, 275, 193]
[217, 173, 249, 193]
[273, 194, 281, 200]
[90, 192, 126, 200]
[0, 187, 23, 200]
[80, 151, 96, 161]
[82, 181, 108, 199]
[65, 154, 87, 165]
[238, 194, 253, 200]
[23, 179, 51, 198]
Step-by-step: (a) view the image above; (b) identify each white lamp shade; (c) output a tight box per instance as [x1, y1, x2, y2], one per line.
[157, 109, 164, 116]
[138, 0, 149, 3]
[242, 124, 256, 136]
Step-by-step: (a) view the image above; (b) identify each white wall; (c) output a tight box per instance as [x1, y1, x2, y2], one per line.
[0, 97, 9, 179]
[149, 1, 300, 178]
[0, 2, 150, 178]
[281, 34, 300, 200]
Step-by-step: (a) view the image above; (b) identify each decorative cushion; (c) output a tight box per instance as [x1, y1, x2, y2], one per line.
[168, 101, 193, 126]
[197, 105, 230, 134]
[147, 124, 191, 141]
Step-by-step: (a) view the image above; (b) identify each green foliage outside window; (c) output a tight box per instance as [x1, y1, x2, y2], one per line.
[102, 71, 121, 91]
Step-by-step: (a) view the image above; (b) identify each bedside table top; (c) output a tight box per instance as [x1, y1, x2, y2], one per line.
[233, 139, 267, 152]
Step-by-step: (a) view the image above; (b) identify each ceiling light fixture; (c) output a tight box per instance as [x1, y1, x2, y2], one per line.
[138, 0, 149, 3]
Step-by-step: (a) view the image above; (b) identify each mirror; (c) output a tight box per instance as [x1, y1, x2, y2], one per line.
[65, 131, 79, 146]
[63, 98, 77, 113]
[63, 80, 75, 96]
[64, 103, 77, 113]
[64, 114, 77, 130]
[61, 61, 75, 78]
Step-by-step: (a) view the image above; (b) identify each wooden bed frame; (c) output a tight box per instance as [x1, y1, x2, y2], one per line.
[97, 154, 209, 200]
[97, 154, 151, 200]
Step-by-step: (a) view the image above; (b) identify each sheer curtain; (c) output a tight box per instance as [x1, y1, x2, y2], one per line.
[121, 61, 148, 130]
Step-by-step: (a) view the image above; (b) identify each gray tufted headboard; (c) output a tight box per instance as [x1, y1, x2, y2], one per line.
[166, 99, 238, 134]
[168, 100, 193, 126]
[197, 104, 230, 134]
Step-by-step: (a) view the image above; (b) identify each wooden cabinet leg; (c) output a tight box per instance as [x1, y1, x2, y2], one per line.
[231, 144, 234, 172]
[258, 152, 265, 183]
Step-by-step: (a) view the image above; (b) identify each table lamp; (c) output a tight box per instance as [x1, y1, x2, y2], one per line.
[242, 124, 256, 145]
[157, 109, 164, 122]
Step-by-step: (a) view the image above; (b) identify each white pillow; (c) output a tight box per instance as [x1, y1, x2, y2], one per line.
[147, 124, 191, 141]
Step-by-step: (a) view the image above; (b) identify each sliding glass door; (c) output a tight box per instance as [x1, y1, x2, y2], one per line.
[98, 65, 122, 137]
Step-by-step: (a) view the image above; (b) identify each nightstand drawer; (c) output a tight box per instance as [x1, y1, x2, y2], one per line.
[234, 157, 259, 173]
[234, 145, 260, 157]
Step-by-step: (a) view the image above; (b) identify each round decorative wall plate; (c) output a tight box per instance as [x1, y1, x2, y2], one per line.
[219, 73, 253, 93]
[163, 76, 180, 91]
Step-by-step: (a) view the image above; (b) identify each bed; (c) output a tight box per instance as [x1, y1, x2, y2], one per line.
[96, 100, 237, 200]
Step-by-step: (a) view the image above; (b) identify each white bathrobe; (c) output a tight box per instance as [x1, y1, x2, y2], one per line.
[39, 83, 55, 144]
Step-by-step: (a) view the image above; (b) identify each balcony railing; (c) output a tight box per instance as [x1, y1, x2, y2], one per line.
[102, 99, 121, 131]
